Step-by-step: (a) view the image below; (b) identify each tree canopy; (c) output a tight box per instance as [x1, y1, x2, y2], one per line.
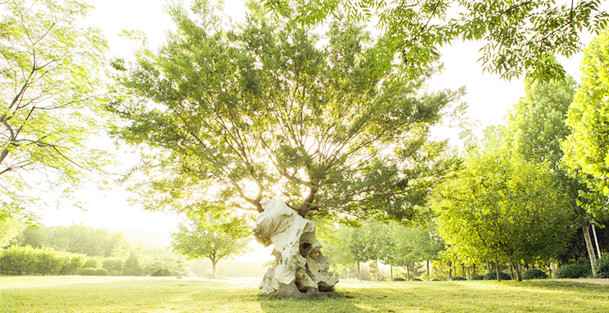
[564, 29, 609, 202]
[432, 130, 576, 280]
[110, 1, 459, 222]
[261, 0, 609, 80]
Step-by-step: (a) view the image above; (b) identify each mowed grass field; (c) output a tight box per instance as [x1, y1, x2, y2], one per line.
[2, 276, 609, 313]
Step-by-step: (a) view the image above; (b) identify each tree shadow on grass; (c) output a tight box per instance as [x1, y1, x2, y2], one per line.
[257, 291, 371, 313]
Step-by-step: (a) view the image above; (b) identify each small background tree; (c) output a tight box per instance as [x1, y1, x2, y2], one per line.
[171, 211, 250, 278]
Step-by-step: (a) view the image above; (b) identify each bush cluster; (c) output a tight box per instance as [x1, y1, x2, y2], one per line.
[145, 257, 187, 277]
[594, 255, 609, 278]
[79, 268, 109, 276]
[483, 271, 512, 280]
[2, 246, 188, 277]
[0, 246, 86, 275]
[555, 263, 590, 279]
[471, 275, 485, 280]
[451, 276, 467, 281]
[522, 268, 548, 280]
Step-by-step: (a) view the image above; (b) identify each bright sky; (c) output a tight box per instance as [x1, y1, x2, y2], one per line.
[37, 0, 589, 249]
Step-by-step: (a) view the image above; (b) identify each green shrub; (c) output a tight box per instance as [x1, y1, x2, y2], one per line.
[412, 278, 422, 281]
[83, 258, 101, 269]
[109, 270, 120, 276]
[451, 276, 467, 281]
[0, 246, 84, 275]
[122, 252, 144, 276]
[34, 249, 63, 275]
[94, 268, 109, 276]
[79, 268, 98, 276]
[430, 278, 444, 281]
[555, 264, 590, 279]
[483, 271, 512, 280]
[523, 268, 548, 280]
[102, 258, 123, 273]
[471, 275, 485, 280]
[144, 257, 187, 277]
[61, 254, 86, 275]
[594, 255, 609, 278]
[392, 277, 406, 281]
[0, 246, 36, 275]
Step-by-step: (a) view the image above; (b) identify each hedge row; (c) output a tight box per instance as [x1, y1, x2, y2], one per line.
[0, 246, 87, 275]
[1, 246, 187, 277]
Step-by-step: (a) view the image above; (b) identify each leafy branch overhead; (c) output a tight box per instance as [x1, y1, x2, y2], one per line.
[1, 0, 110, 214]
[110, 2, 461, 221]
[261, 0, 609, 80]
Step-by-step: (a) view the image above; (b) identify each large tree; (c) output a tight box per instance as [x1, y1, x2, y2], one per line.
[504, 76, 606, 274]
[563, 30, 609, 274]
[564, 29, 609, 198]
[109, 2, 459, 222]
[171, 212, 250, 278]
[261, 0, 609, 80]
[432, 133, 576, 281]
[0, 0, 109, 217]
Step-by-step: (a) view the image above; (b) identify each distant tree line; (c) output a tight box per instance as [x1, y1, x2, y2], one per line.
[1, 224, 187, 277]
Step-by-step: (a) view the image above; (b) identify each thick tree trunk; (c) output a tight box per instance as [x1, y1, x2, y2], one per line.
[406, 265, 410, 281]
[390, 266, 393, 281]
[212, 260, 217, 279]
[466, 265, 471, 280]
[358, 262, 361, 281]
[486, 259, 491, 273]
[582, 221, 598, 276]
[448, 261, 452, 280]
[426, 260, 430, 281]
[510, 262, 522, 281]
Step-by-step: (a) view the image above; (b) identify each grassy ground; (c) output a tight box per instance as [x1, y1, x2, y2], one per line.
[2, 276, 609, 312]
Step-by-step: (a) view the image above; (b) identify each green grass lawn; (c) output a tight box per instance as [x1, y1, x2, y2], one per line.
[2, 276, 608, 312]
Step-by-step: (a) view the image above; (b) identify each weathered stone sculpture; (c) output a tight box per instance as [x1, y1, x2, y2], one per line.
[253, 199, 338, 295]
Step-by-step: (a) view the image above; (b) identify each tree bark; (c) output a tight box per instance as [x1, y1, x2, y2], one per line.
[495, 255, 501, 282]
[212, 260, 217, 278]
[448, 261, 452, 280]
[592, 221, 602, 258]
[582, 221, 598, 276]
[426, 260, 430, 281]
[357, 262, 361, 281]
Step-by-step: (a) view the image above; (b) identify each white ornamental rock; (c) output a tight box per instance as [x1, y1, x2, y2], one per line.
[253, 199, 338, 295]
